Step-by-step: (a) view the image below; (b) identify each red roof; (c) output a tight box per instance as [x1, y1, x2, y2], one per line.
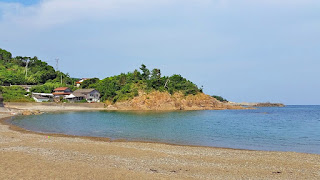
[53, 87, 69, 91]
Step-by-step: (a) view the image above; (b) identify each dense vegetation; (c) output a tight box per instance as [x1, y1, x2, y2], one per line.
[0, 48, 203, 103]
[211, 95, 228, 102]
[80, 64, 202, 102]
[0, 86, 34, 102]
[0, 48, 73, 86]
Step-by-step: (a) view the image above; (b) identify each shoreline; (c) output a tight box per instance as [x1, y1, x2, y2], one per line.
[1, 111, 319, 179]
[0, 114, 270, 154]
[3, 100, 250, 112]
[4, 113, 319, 155]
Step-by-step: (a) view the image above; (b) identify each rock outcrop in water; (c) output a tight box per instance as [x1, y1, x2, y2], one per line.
[253, 103, 285, 107]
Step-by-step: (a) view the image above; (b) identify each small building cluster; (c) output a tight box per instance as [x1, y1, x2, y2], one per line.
[75, 78, 90, 88]
[32, 87, 100, 103]
[65, 89, 100, 103]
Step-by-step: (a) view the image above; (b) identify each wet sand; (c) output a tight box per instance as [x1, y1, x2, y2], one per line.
[0, 113, 319, 179]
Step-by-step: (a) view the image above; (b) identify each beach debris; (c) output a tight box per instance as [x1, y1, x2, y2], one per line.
[150, 169, 158, 173]
[272, 171, 282, 174]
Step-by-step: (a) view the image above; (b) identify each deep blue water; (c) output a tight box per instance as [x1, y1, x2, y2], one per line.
[9, 105, 320, 154]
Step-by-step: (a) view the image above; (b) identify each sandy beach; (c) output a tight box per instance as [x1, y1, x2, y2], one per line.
[0, 112, 319, 180]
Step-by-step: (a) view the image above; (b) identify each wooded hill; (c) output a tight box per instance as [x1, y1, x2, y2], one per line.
[0, 48, 203, 103]
[79, 64, 202, 103]
[0, 48, 73, 85]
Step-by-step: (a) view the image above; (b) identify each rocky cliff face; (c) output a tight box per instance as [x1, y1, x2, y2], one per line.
[107, 91, 245, 111]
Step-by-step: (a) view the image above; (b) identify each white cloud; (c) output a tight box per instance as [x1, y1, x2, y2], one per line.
[1, 0, 318, 29]
[0, 0, 211, 29]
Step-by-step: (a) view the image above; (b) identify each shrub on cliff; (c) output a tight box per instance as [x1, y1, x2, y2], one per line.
[211, 95, 228, 102]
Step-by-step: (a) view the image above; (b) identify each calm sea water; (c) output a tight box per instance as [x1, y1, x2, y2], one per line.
[9, 105, 320, 154]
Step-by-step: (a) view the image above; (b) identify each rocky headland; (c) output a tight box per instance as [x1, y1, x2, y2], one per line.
[107, 91, 246, 111]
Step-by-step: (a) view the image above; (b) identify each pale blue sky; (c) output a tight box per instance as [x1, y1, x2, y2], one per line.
[0, 0, 319, 105]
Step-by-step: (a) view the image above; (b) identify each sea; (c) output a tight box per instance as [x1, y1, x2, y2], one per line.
[8, 105, 320, 154]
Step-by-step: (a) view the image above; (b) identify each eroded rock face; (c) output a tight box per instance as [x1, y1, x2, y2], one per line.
[109, 91, 246, 111]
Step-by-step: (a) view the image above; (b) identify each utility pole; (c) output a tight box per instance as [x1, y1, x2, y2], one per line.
[25, 59, 29, 78]
[55, 58, 63, 85]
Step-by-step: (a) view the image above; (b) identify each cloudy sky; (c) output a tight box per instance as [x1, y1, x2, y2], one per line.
[0, 0, 319, 104]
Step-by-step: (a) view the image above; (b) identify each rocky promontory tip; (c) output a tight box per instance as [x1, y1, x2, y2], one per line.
[254, 102, 285, 107]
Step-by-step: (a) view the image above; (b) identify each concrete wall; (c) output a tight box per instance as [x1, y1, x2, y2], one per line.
[4, 102, 105, 109]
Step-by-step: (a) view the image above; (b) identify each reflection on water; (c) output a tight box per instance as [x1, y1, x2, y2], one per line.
[9, 105, 320, 154]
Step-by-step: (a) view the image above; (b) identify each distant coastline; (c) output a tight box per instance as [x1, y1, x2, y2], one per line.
[228, 102, 285, 107]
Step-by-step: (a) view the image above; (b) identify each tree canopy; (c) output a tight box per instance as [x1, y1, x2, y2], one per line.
[80, 64, 202, 103]
[0, 48, 72, 86]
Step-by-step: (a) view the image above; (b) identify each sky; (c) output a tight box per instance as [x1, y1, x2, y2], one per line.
[0, 0, 319, 105]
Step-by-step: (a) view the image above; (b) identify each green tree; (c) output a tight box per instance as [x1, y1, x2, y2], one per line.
[81, 78, 100, 88]
[0, 48, 12, 64]
[140, 64, 150, 80]
[151, 68, 161, 80]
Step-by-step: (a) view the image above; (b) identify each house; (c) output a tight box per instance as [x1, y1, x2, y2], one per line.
[52, 87, 72, 97]
[66, 89, 100, 103]
[32, 93, 54, 102]
[75, 78, 90, 88]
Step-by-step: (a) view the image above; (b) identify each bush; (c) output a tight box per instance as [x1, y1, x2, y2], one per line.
[2, 86, 34, 102]
[212, 95, 228, 102]
[79, 99, 87, 103]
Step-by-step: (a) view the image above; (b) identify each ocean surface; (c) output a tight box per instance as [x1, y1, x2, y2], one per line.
[9, 105, 320, 154]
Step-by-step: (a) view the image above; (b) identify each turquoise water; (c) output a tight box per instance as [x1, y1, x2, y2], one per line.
[9, 105, 320, 154]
